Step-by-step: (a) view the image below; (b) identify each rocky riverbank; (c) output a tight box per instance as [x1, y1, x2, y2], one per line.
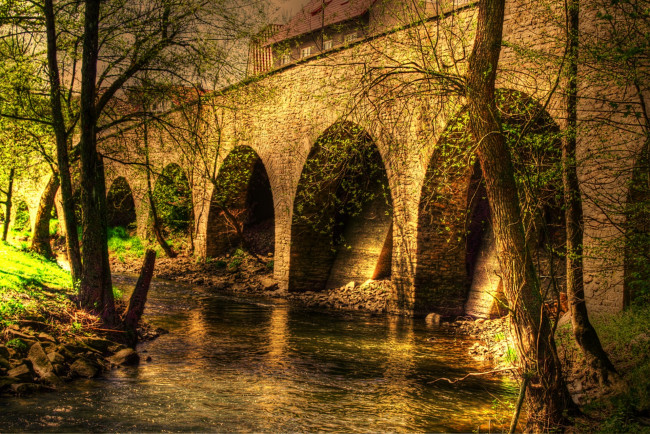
[0, 324, 141, 396]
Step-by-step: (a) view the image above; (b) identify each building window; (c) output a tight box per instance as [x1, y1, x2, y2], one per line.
[280, 54, 291, 65]
[301, 46, 312, 58]
[323, 40, 333, 50]
[344, 33, 357, 44]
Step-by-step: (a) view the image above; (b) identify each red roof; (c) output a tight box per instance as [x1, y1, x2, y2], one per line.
[265, 0, 377, 45]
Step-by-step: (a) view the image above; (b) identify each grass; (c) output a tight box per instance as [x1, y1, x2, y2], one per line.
[557, 301, 650, 432]
[107, 226, 147, 262]
[0, 241, 73, 329]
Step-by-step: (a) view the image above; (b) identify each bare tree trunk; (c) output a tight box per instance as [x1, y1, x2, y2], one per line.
[43, 0, 82, 281]
[124, 248, 156, 346]
[564, 0, 618, 386]
[143, 121, 176, 258]
[1, 168, 15, 242]
[465, 0, 575, 429]
[78, 0, 116, 325]
[30, 174, 59, 258]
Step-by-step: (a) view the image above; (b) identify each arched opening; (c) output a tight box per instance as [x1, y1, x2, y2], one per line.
[152, 164, 193, 236]
[206, 146, 275, 258]
[106, 177, 136, 229]
[624, 147, 650, 305]
[289, 122, 393, 292]
[416, 91, 564, 317]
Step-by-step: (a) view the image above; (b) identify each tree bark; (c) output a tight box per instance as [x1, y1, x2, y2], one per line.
[124, 248, 156, 346]
[143, 121, 176, 258]
[1, 168, 14, 242]
[78, 0, 116, 324]
[564, 0, 618, 386]
[465, 0, 574, 429]
[30, 174, 59, 258]
[43, 0, 82, 281]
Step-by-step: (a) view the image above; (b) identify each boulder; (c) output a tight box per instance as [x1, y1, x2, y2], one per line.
[8, 364, 33, 381]
[79, 337, 115, 353]
[52, 363, 67, 377]
[47, 352, 65, 365]
[108, 348, 140, 366]
[0, 376, 19, 390]
[40, 371, 64, 388]
[28, 342, 54, 377]
[259, 277, 279, 292]
[10, 383, 41, 394]
[37, 333, 57, 343]
[70, 358, 100, 378]
[425, 312, 442, 326]
[0, 356, 10, 370]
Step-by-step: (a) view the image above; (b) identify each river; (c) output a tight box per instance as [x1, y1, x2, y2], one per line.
[0, 276, 518, 432]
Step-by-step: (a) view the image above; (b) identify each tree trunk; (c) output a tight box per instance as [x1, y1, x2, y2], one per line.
[78, 0, 116, 325]
[44, 0, 82, 281]
[564, 0, 617, 386]
[30, 174, 59, 258]
[123, 248, 156, 346]
[143, 121, 176, 258]
[2, 168, 15, 242]
[465, 0, 574, 430]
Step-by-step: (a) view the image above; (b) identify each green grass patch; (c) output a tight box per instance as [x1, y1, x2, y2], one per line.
[107, 226, 146, 261]
[0, 242, 73, 328]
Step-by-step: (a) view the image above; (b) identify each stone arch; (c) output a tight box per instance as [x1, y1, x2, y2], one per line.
[289, 121, 393, 292]
[416, 90, 565, 317]
[106, 177, 137, 229]
[205, 146, 275, 258]
[152, 163, 193, 235]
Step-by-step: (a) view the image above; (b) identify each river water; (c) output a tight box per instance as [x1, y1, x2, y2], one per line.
[0, 276, 518, 432]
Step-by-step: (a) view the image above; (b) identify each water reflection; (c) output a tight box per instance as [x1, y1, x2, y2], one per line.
[0, 277, 518, 432]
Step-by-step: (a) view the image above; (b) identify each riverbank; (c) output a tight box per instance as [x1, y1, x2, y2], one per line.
[0, 243, 142, 396]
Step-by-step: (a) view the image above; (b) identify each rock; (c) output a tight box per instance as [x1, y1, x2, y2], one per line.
[259, 277, 279, 291]
[0, 356, 10, 370]
[28, 342, 54, 377]
[345, 281, 355, 291]
[37, 333, 57, 343]
[425, 313, 442, 326]
[8, 364, 33, 381]
[108, 348, 140, 366]
[10, 383, 42, 395]
[40, 371, 64, 388]
[0, 345, 10, 359]
[80, 337, 115, 353]
[47, 352, 65, 365]
[70, 358, 100, 378]
[0, 376, 19, 390]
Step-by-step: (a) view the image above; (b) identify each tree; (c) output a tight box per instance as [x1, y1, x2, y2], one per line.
[562, 0, 617, 386]
[465, 0, 574, 428]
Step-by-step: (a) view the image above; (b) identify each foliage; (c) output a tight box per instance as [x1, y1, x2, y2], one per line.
[293, 122, 391, 249]
[152, 164, 193, 235]
[12, 200, 30, 232]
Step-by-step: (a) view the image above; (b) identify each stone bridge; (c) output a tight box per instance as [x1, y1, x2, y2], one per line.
[21, 0, 644, 317]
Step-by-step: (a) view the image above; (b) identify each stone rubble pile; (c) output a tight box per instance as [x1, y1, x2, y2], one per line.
[0, 324, 140, 396]
[289, 279, 395, 314]
[447, 316, 515, 370]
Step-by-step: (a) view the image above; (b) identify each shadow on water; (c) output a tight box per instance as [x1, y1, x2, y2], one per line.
[0, 275, 518, 432]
